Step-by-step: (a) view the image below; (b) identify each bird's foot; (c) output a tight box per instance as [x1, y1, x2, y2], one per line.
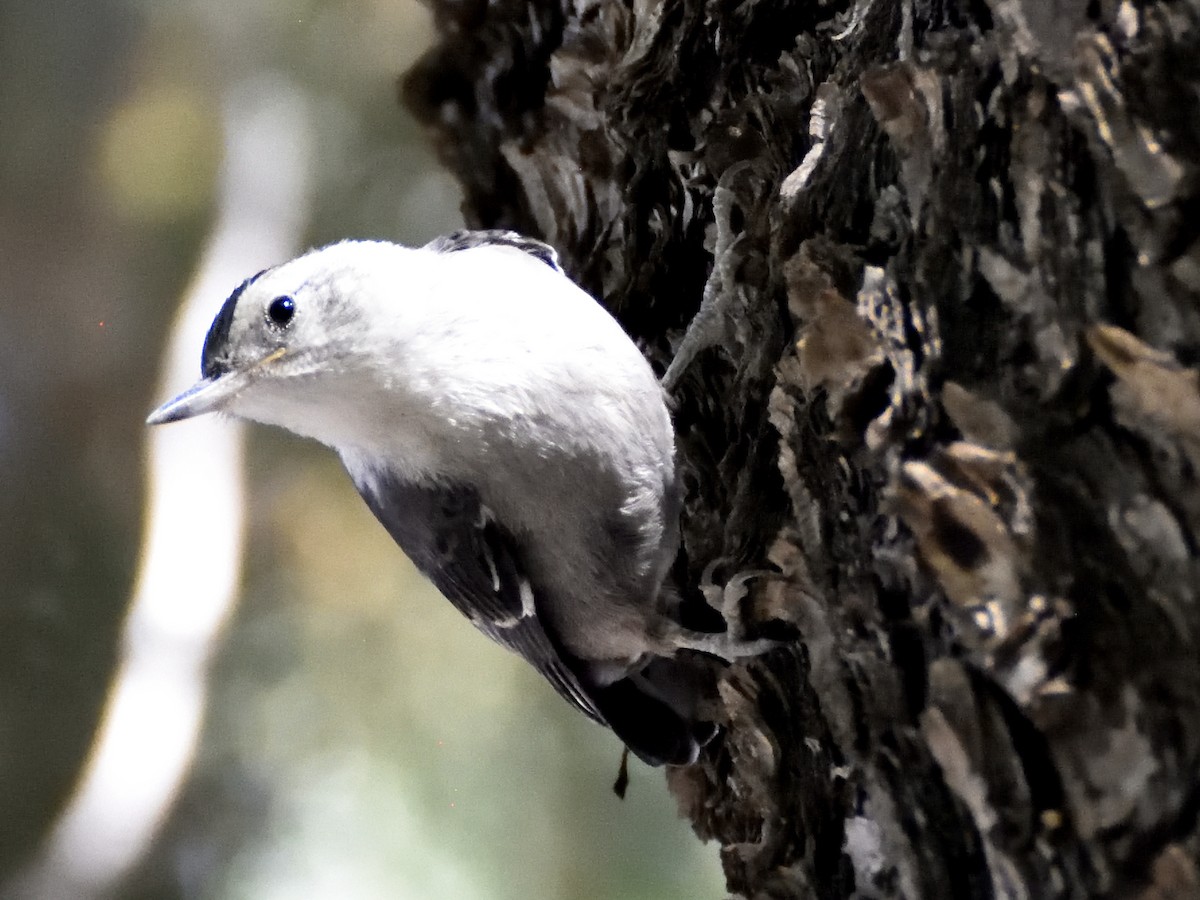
[659, 561, 784, 661]
[700, 560, 781, 640]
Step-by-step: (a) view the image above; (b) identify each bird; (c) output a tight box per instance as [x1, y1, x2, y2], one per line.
[147, 230, 764, 766]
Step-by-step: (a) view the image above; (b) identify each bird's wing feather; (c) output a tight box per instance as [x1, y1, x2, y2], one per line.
[351, 469, 606, 724]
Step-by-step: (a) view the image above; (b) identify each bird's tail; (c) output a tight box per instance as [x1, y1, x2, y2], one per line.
[590, 654, 721, 766]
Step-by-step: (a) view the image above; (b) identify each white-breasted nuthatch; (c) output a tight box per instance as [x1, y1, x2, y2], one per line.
[148, 231, 765, 766]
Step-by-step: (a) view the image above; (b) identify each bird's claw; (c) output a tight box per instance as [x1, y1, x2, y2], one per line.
[681, 560, 784, 660]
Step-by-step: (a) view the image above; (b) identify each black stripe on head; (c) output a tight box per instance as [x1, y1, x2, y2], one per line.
[425, 230, 561, 272]
[201, 269, 268, 378]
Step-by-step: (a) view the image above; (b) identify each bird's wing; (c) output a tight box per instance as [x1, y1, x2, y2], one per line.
[350, 469, 606, 725]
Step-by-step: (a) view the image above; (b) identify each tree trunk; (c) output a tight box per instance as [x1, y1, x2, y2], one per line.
[403, 0, 1200, 896]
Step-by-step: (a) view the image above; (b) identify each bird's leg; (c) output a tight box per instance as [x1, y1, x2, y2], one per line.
[663, 627, 780, 661]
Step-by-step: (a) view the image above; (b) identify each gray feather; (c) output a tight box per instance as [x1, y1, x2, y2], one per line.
[352, 468, 605, 724]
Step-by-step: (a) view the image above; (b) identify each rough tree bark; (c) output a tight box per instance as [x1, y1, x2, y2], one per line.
[403, 0, 1200, 896]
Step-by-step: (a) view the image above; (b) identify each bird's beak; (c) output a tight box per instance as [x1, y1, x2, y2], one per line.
[146, 348, 287, 426]
[145, 371, 249, 425]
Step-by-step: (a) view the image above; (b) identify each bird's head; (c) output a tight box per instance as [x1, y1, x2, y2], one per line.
[147, 232, 624, 471]
[146, 241, 421, 436]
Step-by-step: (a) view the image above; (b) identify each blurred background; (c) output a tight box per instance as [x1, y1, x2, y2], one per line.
[0, 1, 723, 897]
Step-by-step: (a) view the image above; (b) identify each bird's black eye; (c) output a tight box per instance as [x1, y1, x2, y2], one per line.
[267, 295, 296, 327]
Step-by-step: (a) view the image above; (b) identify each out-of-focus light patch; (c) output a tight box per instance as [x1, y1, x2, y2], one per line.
[266, 459, 535, 720]
[306, 0, 435, 86]
[383, 167, 463, 243]
[7, 276, 248, 900]
[265, 454, 412, 615]
[221, 751, 490, 900]
[6, 75, 313, 900]
[363, 0, 436, 64]
[98, 83, 221, 222]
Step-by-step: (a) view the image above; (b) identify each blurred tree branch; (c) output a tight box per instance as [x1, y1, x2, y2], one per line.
[5, 80, 312, 900]
[404, 0, 1200, 895]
